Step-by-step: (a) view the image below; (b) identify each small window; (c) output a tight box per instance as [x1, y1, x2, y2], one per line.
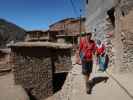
[94, 28, 96, 32]
[86, 0, 88, 4]
[107, 7, 115, 27]
[121, 11, 125, 16]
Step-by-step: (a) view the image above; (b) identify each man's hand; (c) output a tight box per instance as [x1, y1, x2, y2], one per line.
[82, 57, 88, 63]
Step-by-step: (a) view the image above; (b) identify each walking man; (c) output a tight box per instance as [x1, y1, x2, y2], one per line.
[79, 32, 96, 94]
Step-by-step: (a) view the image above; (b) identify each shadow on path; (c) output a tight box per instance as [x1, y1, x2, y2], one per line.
[87, 76, 109, 94]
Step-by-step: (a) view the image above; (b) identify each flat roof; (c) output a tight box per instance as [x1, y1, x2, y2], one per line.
[9, 42, 72, 49]
[56, 34, 78, 37]
[0, 48, 11, 54]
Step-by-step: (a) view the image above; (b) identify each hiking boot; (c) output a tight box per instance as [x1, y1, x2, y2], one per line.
[104, 77, 109, 83]
[86, 80, 93, 94]
[86, 88, 91, 94]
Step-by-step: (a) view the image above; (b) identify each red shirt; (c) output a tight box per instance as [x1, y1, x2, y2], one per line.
[96, 43, 105, 55]
[79, 37, 85, 51]
[79, 38, 96, 60]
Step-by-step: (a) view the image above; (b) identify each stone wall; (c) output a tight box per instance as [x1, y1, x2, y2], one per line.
[10, 42, 72, 100]
[115, 0, 133, 73]
[53, 49, 72, 73]
[0, 49, 11, 72]
[11, 47, 53, 100]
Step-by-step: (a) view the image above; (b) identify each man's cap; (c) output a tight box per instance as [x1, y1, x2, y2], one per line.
[80, 32, 86, 36]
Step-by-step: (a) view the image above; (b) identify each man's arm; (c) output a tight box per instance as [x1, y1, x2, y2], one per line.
[93, 41, 97, 55]
[79, 38, 83, 53]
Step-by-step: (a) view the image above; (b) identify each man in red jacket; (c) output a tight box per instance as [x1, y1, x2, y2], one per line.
[79, 32, 96, 94]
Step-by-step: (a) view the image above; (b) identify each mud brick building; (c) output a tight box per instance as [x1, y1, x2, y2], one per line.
[49, 18, 85, 36]
[25, 18, 85, 45]
[49, 18, 85, 44]
[25, 30, 61, 42]
[25, 30, 48, 42]
[10, 42, 72, 100]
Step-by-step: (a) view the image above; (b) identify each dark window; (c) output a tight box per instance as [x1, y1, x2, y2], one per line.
[107, 7, 115, 27]
[86, 0, 88, 4]
[94, 28, 96, 32]
[122, 11, 125, 16]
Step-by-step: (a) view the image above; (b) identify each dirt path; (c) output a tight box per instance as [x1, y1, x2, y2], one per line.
[47, 57, 133, 100]
[0, 73, 29, 100]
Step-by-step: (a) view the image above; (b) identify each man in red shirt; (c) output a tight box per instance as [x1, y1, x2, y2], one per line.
[79, 32, 96, 94]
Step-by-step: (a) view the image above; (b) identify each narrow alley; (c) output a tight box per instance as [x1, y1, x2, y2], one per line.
[0, 0, 133, 100]
[47, 56, 133, 100]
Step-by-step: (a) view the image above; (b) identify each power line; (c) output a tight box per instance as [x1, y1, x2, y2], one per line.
[70, 0, 79, 17]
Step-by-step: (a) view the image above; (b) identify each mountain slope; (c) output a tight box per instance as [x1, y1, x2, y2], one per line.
[0, 19, 26, 48]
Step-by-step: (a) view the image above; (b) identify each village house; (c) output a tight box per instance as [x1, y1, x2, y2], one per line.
[25, 18, 85, 45]
[49, 18, 85, 44]
[25, 30, 63, 42]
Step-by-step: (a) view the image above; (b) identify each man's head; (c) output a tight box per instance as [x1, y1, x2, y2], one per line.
[97, 40, 101, 45]
[86, 32, 92, 40]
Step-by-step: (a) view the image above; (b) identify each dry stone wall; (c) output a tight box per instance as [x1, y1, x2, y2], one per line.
[53, 49, 72, 73]
[117, 0, 133, 72]
[10, 43, 72, 100]
[12, 50, 53, 100]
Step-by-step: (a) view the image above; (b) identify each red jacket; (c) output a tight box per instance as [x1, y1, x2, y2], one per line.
[79, 38, 96, 60]
[96, 43, 105, 55]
